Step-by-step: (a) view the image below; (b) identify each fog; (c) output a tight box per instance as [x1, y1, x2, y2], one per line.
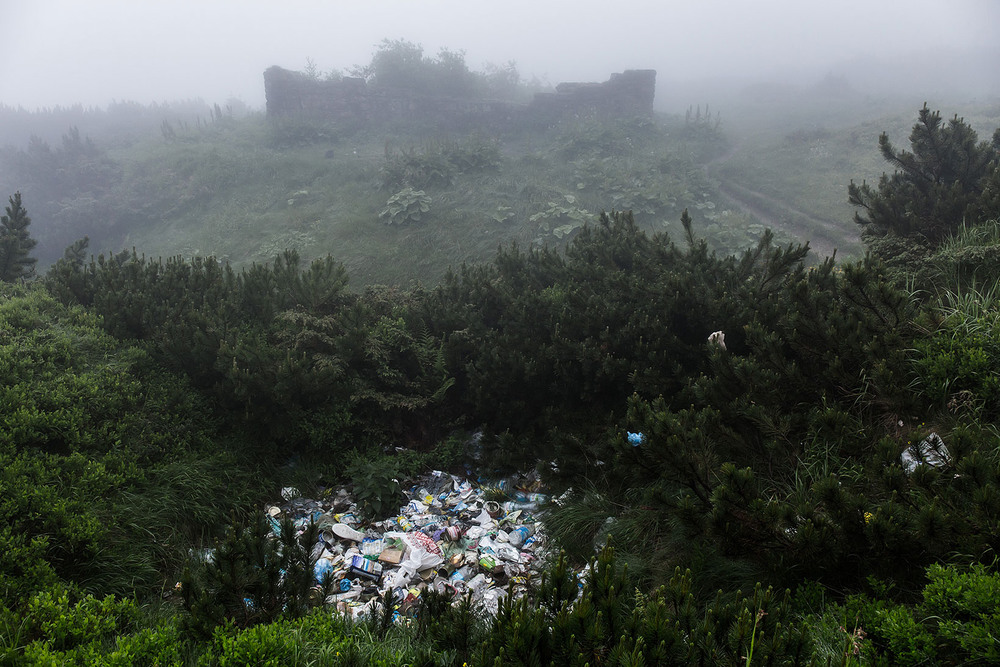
[2, 0, 998, 111]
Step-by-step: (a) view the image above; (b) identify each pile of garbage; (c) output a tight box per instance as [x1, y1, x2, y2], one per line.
[264, 470, 550, 620]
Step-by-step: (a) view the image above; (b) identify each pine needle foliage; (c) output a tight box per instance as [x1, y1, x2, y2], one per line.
[849, 105, 1000, 243]
[45, 248, 455, 453]
[0, 192, 37, 282]
[481, 545, 814, 666]
[181, 514, 325, 639]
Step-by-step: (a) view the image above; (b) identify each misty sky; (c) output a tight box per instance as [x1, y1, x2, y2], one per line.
[2, 0, 998, 110]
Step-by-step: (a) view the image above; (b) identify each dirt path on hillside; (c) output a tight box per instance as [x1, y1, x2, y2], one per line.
[703, 144, 842, 260]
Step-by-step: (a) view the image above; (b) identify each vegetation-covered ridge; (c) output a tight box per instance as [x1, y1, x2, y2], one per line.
[0, 109, 743, 284]
[0, 39, 838, 283]
[1, 106, 1000, 664]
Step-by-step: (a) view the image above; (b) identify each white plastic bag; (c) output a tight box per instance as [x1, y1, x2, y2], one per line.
[384, 531, 444, 572]
[901, 432, 951, 475]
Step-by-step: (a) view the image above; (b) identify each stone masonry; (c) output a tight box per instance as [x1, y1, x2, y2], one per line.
[263, 66, 656, 127]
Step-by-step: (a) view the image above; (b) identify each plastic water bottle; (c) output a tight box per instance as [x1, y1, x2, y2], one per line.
[508, 526, 530, 547]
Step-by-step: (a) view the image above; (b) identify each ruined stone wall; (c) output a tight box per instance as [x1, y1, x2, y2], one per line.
[263, 66, 655, 126]
[532, 70, 657, 118]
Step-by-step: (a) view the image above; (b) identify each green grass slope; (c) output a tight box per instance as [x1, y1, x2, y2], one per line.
[8, 92, 996, 288]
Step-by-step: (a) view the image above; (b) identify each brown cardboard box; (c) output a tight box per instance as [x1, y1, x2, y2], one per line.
[378, 548, 404, 565]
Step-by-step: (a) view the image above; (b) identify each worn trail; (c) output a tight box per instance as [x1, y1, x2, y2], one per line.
[704, 143, 843, 260]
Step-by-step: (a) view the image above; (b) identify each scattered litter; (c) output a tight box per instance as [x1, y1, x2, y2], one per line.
[332, 523, 365, 542]
[627, 432, 644, 446]
[263, 470, 551, 621]
[708, 330, 726, 350]
[901, 432, 951, 474]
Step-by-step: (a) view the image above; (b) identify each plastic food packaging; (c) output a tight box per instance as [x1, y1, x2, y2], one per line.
[267, 468, 553, 622]
[349, 555, 383, 581]
[508, 526, 531, 547]
[361, 538, 384, 557]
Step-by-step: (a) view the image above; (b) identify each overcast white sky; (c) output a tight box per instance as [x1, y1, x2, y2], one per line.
[1, 0, 998, 110]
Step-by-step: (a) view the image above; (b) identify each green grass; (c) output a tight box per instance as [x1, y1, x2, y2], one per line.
[49, 98, 998, 287]
[711, 99, 1000, 262]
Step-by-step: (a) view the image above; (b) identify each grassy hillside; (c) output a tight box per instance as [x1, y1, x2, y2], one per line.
[678, 82, 1000, 260]
[101, 113, 740, 285]
[4, 88, 997, 289]
[0, 103, 845, 287]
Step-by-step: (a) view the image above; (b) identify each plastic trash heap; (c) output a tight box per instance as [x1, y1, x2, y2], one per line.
[264, 471, 550, 620]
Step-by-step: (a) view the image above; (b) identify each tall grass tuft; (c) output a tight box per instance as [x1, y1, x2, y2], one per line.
[936, 281, 1000, 339]
[937, 218, 1000, 254]
[926, 218, 1000, 292]
[97, 455, 257, 598]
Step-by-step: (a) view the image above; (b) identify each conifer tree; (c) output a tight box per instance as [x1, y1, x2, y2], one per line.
[0, 192, 37, 282]
[849, 105, 1000, 244]
[44, 237, 90, 305]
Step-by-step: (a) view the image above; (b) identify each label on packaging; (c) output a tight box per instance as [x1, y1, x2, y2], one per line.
[349, 555, 382, 581]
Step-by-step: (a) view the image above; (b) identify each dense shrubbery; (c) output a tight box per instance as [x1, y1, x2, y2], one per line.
[4, 105, 1000, 663]
[348, 39, 528, 101]
[0, 285, 243, 602]
[45, 249, 454, 453]
[13, 200, 1000, 663]
[0, 285, 260, 664]
[482, 545, 815, 665]
[379, 137, 502, 192]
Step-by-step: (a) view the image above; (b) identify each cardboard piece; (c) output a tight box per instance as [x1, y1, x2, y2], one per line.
[379, 548, 404, 565]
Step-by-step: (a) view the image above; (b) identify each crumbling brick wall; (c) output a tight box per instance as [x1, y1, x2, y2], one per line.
[263, 66, 655, 126]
